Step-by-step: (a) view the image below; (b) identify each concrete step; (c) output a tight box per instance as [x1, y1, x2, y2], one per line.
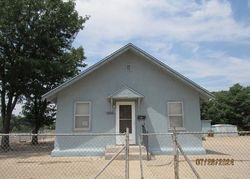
[105, 145, 147, 153]
[105, 145, 150, 160]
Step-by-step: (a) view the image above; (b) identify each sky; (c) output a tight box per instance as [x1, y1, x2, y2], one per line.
[13, 0, 250, 115]
[73, 0, 250, 92]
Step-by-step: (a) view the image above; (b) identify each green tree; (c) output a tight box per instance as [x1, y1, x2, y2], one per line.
[22, 99, 56, 144]
[201, 84, 250, 130]
[23, 47, 86, 145]
[0, 115, 30, 133]
[0, 0, 88, 150]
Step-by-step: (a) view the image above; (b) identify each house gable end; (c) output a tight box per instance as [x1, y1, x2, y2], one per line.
[42, 43, 213, 101]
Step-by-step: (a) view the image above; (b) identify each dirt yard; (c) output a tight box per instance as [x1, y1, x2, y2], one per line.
[0, 136, 249, 179]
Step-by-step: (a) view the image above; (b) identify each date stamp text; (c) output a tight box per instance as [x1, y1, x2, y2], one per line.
[195, 158, 234, 166]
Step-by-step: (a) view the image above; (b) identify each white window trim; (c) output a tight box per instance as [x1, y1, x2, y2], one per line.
[74, 101, 91, 131]
[168, 101, 185, 130]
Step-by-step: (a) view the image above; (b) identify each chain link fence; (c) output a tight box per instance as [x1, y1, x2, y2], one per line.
[1, 130, 250, 178]
[0, 132, 127, 179]
[139, 131, 250, 179]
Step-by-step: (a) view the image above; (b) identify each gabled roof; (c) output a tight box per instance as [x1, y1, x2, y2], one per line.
[42, 43, 213, 101]
[109, 86, 144, 99]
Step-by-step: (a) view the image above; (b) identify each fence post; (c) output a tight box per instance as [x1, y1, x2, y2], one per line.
[172, 128, 179, 179]
[176, 141, 201, 179]
[138, 135, 144, 179]
[125, 128, 129, 179]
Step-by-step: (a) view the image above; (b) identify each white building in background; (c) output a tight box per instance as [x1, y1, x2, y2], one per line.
[212, 124, 238, 137]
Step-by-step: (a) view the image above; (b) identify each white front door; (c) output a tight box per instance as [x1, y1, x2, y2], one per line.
[116, 101, 136, 144]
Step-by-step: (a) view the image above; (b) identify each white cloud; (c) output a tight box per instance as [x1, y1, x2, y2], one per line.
[161, 51, 250, 91]
[75, 0, 250, 62]
[74, 0, 250, 90]
[76, 0, 250, 43]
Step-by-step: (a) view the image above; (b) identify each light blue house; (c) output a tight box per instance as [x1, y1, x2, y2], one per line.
[43, 43, 213, 156]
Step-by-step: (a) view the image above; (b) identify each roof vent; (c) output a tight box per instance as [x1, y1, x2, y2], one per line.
[126, 64, 132, 72]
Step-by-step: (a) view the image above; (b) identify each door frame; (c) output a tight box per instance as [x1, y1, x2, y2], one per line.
[116, 101, 136, 144]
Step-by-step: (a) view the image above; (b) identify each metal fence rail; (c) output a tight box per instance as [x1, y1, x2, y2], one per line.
[0, 131, 250, 178]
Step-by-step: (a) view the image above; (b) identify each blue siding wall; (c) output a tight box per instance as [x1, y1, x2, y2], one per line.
[52, 50, 204, 156]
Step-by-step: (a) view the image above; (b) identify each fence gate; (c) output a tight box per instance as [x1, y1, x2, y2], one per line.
[93, 128, 130, 179]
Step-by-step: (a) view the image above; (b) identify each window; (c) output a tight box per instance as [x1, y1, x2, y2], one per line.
[74, 102, 91, 130]
[168, 101, 184, 129]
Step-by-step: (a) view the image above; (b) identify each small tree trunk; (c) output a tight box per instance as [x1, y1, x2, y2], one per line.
[1, 116, 11, 151]
[1, 136, 10, 152]
[31, 97, 41, 145]
[31, 129, 39, 145]
[31, 135, 38, 145]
